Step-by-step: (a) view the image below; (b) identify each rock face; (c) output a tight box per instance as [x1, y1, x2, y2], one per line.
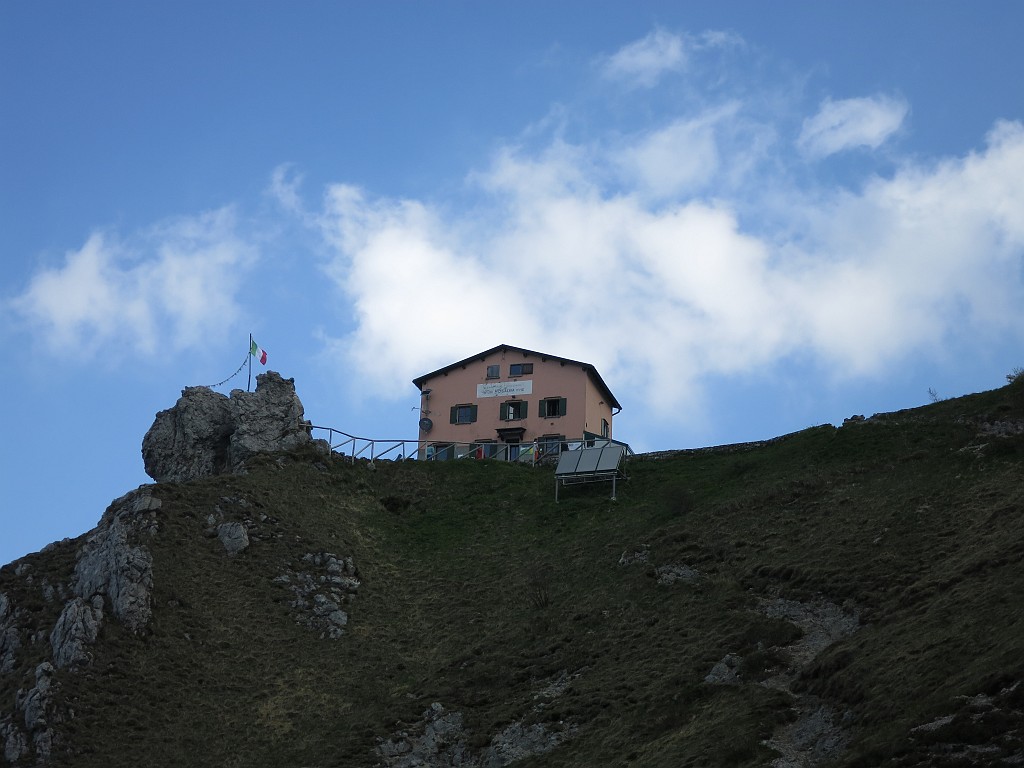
[275, 553, 361, 640]
[0, 593, 20, 675]
[49, 597, 103, 670]
[142, 371, 312, 483]
[376, 668, 578, 768]
[3, 662, 60, 763]
[72, 489, 159, 635]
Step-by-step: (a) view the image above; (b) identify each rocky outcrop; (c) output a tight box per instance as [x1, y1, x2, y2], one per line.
[72, 488, 159, 634]
[216, 522, 249, 556]
[485, 721, 573, 766]
[275, 553, 361, 640]
[0, 593, 20, 675]
[49, 597, 103, 670]
[376, 670, 578, 767]
[704, 596, 860, 767]
[3, 662, 61, 763]
[377, 702, 574, 768]
[903, 681, 1024, 766]
[1, 489, 162, 763]
[655, 564, 701, 585]
[142, 371, 313, 483]
[377, 703, 474, 767]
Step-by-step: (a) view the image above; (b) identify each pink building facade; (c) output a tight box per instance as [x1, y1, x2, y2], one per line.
[412, 344, 621, 459]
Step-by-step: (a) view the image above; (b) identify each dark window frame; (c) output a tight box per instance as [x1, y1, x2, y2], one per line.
[509, 363, 533, 377]
[450, 403, 478, 424]
[501, 400, 528, 421]
[539, 397, 567, 418]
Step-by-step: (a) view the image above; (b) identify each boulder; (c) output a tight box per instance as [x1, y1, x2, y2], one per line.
[217, 522, 249, 556]
[142, 386, 233, 483]
[142, 371, 312, 483]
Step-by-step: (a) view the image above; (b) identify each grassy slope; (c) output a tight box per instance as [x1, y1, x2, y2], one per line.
[3, 380, 1023, 767]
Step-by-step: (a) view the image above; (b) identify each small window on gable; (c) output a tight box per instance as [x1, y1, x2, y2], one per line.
[539, 397, 566, 418]
[501, 400, 528, 421]
[509, 363, 533, 377]
[450, 404, 478, 424]
[486, 364, 500, 379]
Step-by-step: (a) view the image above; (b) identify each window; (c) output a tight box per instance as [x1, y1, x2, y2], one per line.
[473, 441, 498, 459]
[539, 397, 566, 418]
[509, 363, 533, 377]
[486, 364, 500, 379]
[428, 443, 454, 461]
[601, 418, 610, 438]
[538, 434, 565, 458]
[501, 400, 528, 420]
[450, 404, 478, 424]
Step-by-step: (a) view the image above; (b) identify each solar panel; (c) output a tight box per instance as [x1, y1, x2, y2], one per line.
[575, 448, 603, 473]
[597, 444, 625, 472]
[554, 443, 630, 500]
[555, 450, 583, 475]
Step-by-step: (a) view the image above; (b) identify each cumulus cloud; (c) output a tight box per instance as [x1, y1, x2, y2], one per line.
[310, 114, 1024, 418]
[613, 105, 742, 198]
[600, 28, 687, 88]
[8, 208, 254, 359]
[798, 95, 909, 158]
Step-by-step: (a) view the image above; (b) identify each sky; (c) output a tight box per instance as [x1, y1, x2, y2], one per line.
[2, 1, 1023, 565]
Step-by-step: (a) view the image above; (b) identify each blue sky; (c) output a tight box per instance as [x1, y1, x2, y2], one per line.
[3, 1, 1023, 565]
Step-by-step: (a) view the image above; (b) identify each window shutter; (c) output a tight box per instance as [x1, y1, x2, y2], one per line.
[521, 401, 528, 419]
[558, 397, 567, 416]
[470, 404, 478, 423]
[500, 402, 509, 421]
[450, 406, 458, 424]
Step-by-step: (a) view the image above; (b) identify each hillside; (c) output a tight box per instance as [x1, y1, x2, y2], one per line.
[2, 377, 1024, 767]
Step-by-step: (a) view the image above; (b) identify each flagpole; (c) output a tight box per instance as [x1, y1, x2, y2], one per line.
[248, 333, 253, 392]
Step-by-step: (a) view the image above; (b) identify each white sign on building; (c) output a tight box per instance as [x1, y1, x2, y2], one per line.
[476, 380, 533, 398]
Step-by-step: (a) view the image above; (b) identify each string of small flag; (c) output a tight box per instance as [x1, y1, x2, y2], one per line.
[204, 336, 269, 389]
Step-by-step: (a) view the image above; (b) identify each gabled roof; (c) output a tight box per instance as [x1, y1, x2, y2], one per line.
[412, 343, 622, 411]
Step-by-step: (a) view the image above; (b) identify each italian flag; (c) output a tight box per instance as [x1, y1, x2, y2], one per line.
[250, 338, 268, 365]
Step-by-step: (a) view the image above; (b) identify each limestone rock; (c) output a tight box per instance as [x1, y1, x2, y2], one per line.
[50, 597, 103, 670]
[142, 385, 234, 482]
[142, 371, 312, 484]
[704, 653, 743, 685]
[0, 593, 20, 675]
[73, 488, 157, 634]
[227, 372, 311, 470]
[655, 564, 701, 585]
[377, 703, 475, 767]
[377, 699, 574, 768]
[217, 522, 250, 556]
[618, 545, 649, 566]
[483, 721, 571, 766]
[1, 715, 28, 763]
[9, 662, 60, 763]
[278, 552, 360, 639]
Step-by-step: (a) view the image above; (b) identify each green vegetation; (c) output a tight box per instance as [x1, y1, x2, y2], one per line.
[3, 377, 1024, 766]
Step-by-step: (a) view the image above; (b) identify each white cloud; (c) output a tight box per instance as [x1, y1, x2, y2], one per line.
[601, 28, 686, 88]
[613, 105, 741, 198]
[8, 208, 254, 359]
[798, 95, 909, 158]
[311, 115, 1024, 419]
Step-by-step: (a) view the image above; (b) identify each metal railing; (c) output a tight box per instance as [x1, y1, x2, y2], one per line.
[307, 424, 631, 467]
